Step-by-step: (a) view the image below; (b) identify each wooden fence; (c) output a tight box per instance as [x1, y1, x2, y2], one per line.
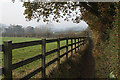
[0, 37, 87, 79]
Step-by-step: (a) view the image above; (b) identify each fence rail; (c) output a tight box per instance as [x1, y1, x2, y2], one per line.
[0, 37, 87, 79]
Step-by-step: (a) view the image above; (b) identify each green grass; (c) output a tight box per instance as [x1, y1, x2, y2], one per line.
[0, 37, 42, 44]
[0, 37, 74, 78]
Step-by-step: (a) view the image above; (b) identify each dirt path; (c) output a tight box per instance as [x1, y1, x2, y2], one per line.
[79, 37, 95, 78]
[47, 37, 95, 78]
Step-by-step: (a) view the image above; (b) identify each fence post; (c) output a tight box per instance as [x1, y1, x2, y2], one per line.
[74, 38, 76, 53]
[78, 38, 79, 50]
[41, 38, 46, 78]
[71, 39, 73, 57]
[57, 38, 60, 69]
[66, 38, 68, 61]
[3, 41, 12, 80]
[80, 38, 81, 50]
[83, 38, 85, 46]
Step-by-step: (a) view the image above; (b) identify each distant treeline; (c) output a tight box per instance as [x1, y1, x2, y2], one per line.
[0, 24, 89, 38]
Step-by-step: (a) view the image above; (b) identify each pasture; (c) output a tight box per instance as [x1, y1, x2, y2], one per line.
[0, 37, 74, 78]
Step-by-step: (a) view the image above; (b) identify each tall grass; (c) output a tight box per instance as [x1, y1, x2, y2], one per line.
[92, 24, 118, 78]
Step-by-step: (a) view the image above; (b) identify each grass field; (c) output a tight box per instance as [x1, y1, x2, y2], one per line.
[0, 37, 74, 78]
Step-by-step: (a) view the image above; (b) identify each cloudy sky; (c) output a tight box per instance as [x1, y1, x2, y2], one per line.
[0, 0, 88, 30]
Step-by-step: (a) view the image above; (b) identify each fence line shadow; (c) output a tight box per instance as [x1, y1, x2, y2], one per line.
[47, 37, 95, 78]
[78, 37, 95, 78]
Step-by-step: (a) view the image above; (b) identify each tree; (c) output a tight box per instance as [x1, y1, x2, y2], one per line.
[34, 27, 40, 34]
[6, 24, 24, 34]
[22, 2, 119, 42]
[39, 25, 51, 38]
[4, 24, 24, 37]
[24, 26, 34, 33]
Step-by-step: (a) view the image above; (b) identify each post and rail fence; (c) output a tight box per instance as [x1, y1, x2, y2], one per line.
[0, 37, 87, 79]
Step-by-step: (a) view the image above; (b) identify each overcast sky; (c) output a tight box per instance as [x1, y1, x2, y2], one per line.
[0, 0, 88, 30]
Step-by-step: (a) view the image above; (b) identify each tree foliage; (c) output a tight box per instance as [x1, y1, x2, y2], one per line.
[5, 24, 24, 34]
[23, 1, 119, 41]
